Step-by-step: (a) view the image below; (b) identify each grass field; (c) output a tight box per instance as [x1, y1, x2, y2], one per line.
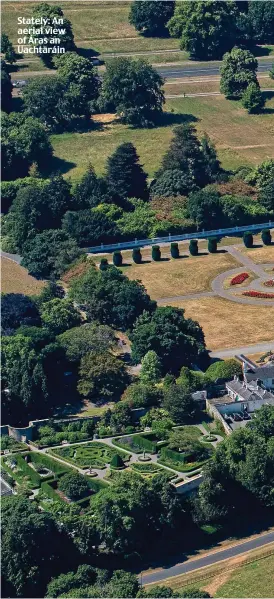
[1, 257, 46, 295]
[214, 553, 274, 598]
[239, 245, 274, 264]
[123, 252, 238, 299]
[50, 94, 274, 181]
[163, 296, 274, 351]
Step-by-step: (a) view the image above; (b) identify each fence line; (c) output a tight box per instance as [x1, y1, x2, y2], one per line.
[87, 221, 274, 254]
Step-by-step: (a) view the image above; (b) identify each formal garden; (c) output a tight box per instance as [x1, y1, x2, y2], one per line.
[0, 435, 28, 454]
[32, 419, 95, 448]
[50, 441, 130, 469]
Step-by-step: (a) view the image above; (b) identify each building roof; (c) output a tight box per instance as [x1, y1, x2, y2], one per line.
[245, 363, 274, 381]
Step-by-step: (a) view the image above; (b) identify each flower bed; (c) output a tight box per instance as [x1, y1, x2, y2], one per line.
[264, 280, 274, 287]
[230, 272, 249, 286]
[242, 290, 274, 298]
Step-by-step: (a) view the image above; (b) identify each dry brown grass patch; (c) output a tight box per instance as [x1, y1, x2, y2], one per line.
[240, 245, 274, 264]
[1, 257, 46, 295]
[159, 296, 274, 350]
[123, 252, 238, 299]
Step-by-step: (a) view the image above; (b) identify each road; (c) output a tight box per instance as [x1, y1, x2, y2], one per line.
[140, 531, 274, 585]
[157, 58, 272, 79]
[210, 341, 274, 359]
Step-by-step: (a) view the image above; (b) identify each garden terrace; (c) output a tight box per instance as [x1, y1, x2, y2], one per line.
[0, 435, 28, 454]
[1, 451, 70, 491]
[33, 419, 95, 448]
[50, 441, 129, 469]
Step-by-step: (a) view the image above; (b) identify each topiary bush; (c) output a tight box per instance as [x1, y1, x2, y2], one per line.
[189, 239, 198, 256]
[99, 258, 109, 271]
[208, 237, 218, 253]
[110, 453, 125, 469]
[261, 229, 272, 246]
[171, 242, 179, 258]
[58, 472, 90, 500]
[113, 251, 123, 266]
[243, 231, 253, 248]
[132, 248, 142, 264]
[152, 245, 161, 261]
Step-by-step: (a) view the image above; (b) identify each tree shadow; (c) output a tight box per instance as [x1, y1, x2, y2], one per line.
[251, 45, 272, 57]
[252, 243, 263, 249]
[43, 156, 77, 177]
[159, 112, 199, 128]
[77, 46, 104, 65]
[11, 96, 24, 113]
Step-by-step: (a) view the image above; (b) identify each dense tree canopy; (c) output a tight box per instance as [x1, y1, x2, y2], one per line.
[188, 189, 223, 230]
[1, 112, 52, 181]
[62, 208, 118, 246]
[129, 1, 175, 36]
[58, 473, 89, 500]
[58, 322, 115, 362]
[247, 1, 274, 43]
[31, 2, 75, 66]
[69, 265, 156, 331]
[21, 229, 82, 279]
[77, 351, 129, 400]
[106, 142, 148, 205]
[1, 33, 16, 63]
[100, 57, 165, 127]
[130, 306, 208, 373]
[1, 61, 12, 113]
[1, 293, 40, 335]
[168, 1, 238, 60]
[40, 299, 82, 335]
[54, 51, 100, 110]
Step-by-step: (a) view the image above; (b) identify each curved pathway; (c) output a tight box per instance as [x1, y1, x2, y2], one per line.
[1, 251, 22, 264]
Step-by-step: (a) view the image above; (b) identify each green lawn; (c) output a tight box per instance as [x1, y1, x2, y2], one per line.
[215, 554, 274, 598]
[51, 441, 129, 469]
[50, 94, 274, 181]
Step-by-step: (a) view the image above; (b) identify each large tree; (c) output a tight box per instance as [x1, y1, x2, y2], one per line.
[1, 61, 12, 113]
[100, 57, 165, 127]
[220, 47, 258, 99]
[54, 51, 100, 110]
[72, 165, 111, 209]
[247, 1, 274, 44]
[58, 473, 89, 500]
[168, 1, 238, 60]
[1, 496, 73, 598]
[31, 2, 75, 66]
[129, 1, 175, 36]
[58, 322, 115, 362]
[69, 265, 156, 331]
[130, 306, 208, 373]
[187, 189, 224, 230]
[40, 299, 82, 335]
[1, 33, 16, 63]
[1, 112, 52, 181]
[106, 142, 148, 205]
[62, 208, 118, 246]
[162, 384, 196, 424]
[21, 229, 82, 279]
[3, 176, 73, 252]
[77, 351, 128, 400]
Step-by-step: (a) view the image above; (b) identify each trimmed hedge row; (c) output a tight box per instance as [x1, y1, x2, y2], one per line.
[161, 447, 185, 463]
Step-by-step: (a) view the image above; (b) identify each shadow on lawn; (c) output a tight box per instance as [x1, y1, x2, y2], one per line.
[43, 155, 77, 177]
[159, 111, 199, 128]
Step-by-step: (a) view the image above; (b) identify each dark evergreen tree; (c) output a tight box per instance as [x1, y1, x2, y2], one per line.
[208, 237, 218, 253]
[159, 124, 209, 189]
[258, 181, 274, 211]
[129, 1, 175, 36]
[170, 242, 179, 258]
[132, 248, 142, 263]
[73, 165, 111, 209]
[106, 143, 148, 206]
[243, 231, 253, 248]
[113, 251, 123, 266]
[189, 239, 198, 256]
[152, 245, 161, 261]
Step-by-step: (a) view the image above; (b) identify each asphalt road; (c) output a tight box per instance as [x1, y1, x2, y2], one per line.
[157, 59, 272, 79]
[210, 340, 274, 359]
[140, 531, 274, 585]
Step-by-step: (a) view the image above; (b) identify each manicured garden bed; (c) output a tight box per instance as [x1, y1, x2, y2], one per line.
[230, 272, 249, 285]
[50, 442, 129, 469]
[243, 290, 274, 298]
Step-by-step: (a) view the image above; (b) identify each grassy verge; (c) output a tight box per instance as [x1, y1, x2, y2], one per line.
[1, 257, 46, 295]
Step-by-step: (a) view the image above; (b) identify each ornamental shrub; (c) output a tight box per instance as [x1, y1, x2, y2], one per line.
[241, 83, 265, 114]
[132, 247, 142, 264]
[243, 231, 253, 248]
[264, 280, 274, 287]
[110, 453, 125, 469]
[262, 229, 272, 246]
[189, 239, 198, 256]
[170, 242, 179, 258]
[113, 251, 123, 266]
[99, 258, 109, 271]
[208, 237, 218, 253]
[152, 245, 161, 261]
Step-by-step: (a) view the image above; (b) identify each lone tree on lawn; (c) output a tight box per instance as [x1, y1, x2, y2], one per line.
[241, 82, 265, 114]
[261, 229, 272, 246]
[152, 245, 161, 261]
[243, 231, 253, 248]
[100, 57, 165, 127]
[189, 239, 198, 256]
[220, 47, 258, 99]
[132, 248, 142, 264]
[129, 1, 175, 36]
[110, 454, 125, 469]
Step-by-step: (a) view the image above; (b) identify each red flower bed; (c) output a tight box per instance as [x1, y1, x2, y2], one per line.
[230, 272, 249, 286]
[264, 280, 274, 287]
[243, 290, 274, 298]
